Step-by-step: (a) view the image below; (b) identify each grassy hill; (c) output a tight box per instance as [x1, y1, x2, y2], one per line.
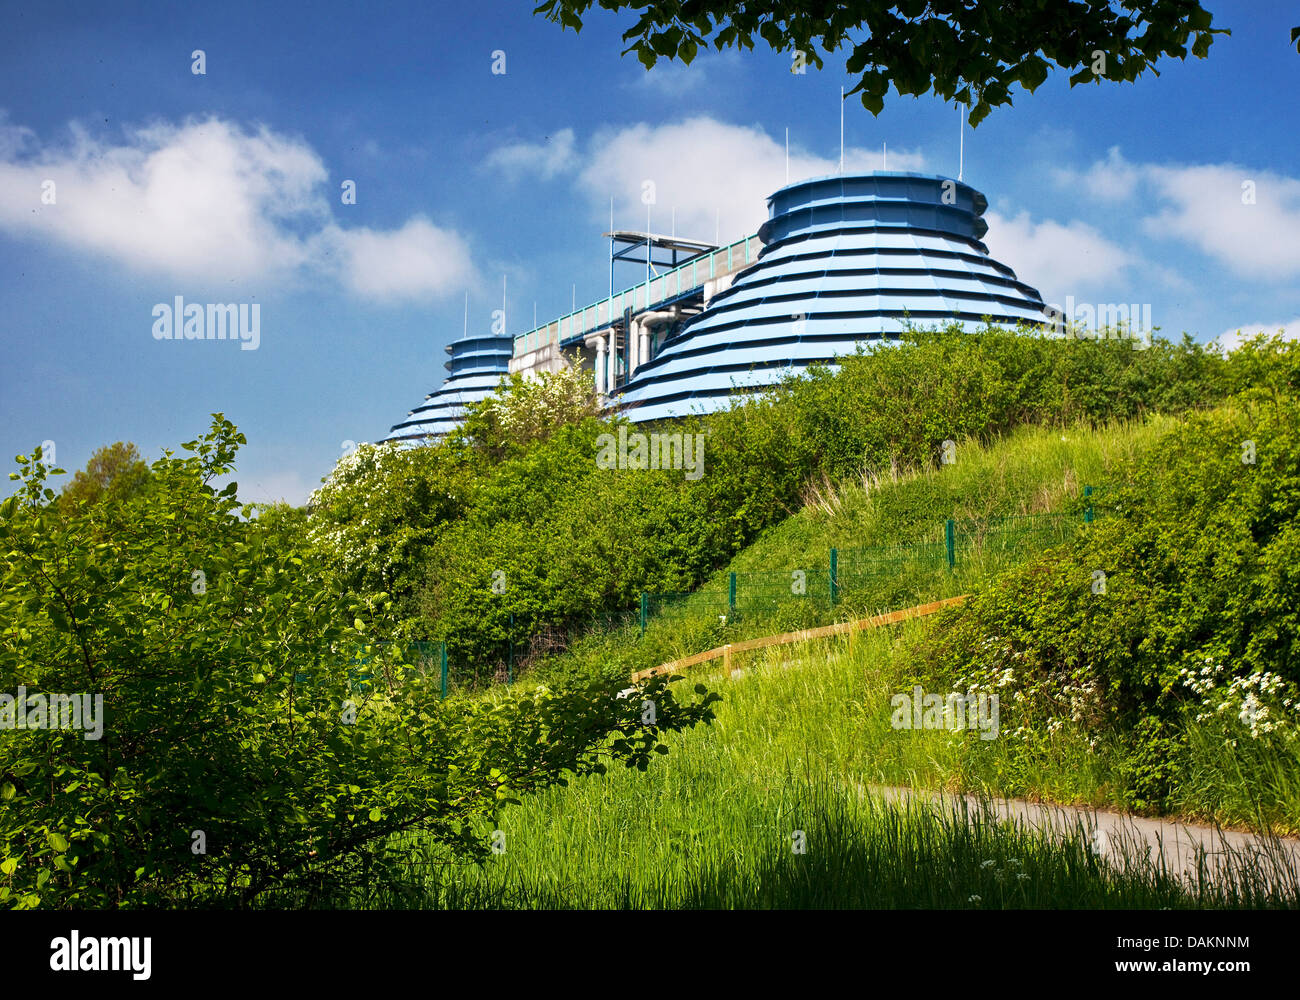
[527, 415, 1170, 685]
[379, 393, 1300, 909]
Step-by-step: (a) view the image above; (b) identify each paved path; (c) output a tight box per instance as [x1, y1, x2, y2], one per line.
[860, 783, 1300, 892]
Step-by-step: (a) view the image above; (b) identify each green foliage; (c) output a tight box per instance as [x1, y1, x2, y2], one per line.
[307, 440, 471, 624]
[1117, 717, 1190, 813]
[532, 1, 1226, 125]
[59, 441, 151, 510]
[459, 358, 603, 461]
[0, 416, 717, 908]
[308, 324, 1229, 676]
[394, 629, 1295, 910]
[918, 335, 1300, 813]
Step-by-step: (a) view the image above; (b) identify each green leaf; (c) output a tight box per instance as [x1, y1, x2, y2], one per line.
[0, 858, 17, 876]
[47, 831, 69, 852]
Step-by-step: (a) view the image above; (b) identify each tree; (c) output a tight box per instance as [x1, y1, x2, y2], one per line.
[459, 357, 603, 460]
[60, 441, 150, 509]
[0, 416, 718, 908]
[533, 0, 1226, 124]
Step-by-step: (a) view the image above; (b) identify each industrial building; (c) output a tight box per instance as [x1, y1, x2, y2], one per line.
[383, 171, 1051, 442]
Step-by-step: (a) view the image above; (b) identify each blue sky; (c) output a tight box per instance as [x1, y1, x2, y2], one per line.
[2, 0, 1297, 505]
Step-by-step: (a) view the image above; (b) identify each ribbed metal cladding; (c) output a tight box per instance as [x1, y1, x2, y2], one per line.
[614, 172, 1051, 424]
[383, 333, 513, 443]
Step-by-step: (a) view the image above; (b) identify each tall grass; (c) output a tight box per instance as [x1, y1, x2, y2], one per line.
[524, 417, 1169, 689]
[318, 623, 1300, 910]
[337, 411, 1299, 909]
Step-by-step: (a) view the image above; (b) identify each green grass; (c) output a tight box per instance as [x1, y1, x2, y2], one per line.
[358, 410, 1298, 909]
[336, 623, 1297, 909]
[520, 416, 1169, 688]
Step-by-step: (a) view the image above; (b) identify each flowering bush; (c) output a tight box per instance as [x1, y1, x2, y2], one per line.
[919, 336, 1300, 810]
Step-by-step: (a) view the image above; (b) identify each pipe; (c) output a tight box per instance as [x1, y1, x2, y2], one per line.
[633, 308, 679, 371]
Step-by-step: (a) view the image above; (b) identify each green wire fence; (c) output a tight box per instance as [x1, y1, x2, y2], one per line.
[335, 490, 1111, 697]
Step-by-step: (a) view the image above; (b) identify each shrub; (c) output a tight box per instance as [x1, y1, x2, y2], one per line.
[0, 416, 717, 908]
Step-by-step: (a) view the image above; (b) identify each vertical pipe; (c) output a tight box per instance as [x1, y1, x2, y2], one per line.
[507, 612, 513, 685]
[959, 103, 965, 181]
[945, 519, 956, 570]
[1084, 485, 1094, 523]
[640, 592, 648, 635]
[729, 571, 737, 613]
[829, 548, 839, 606]
[440, 642, 448, 700]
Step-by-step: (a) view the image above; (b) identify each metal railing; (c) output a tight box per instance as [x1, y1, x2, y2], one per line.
[513, 234, 764, 356]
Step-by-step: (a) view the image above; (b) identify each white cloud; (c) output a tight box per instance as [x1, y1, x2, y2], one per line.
[1141, 164, 1300, 282]
[485, 117, 924, 245]
[1053, 145, 1140, 203]
[0, 114, 476, 301]
[485, 128, 577, 181]
[1214, 318, 1300, 353]
[625, 50, 742, 97]
[983, 210, 1139, 305]
[1053, 146, 1300, 283]
[575, 116, 925, 244]
[318, 217, 476, 302]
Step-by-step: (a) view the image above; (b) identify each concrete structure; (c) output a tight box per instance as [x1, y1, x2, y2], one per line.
[382, 171, 1050, 442]
[385, 331, 512, 443]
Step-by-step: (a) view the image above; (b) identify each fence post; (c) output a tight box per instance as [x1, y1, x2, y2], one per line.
[945, 519, 956, 571]
[1084, 485, 1094, 523]
[440, 642, 448, 700]
[829, 548, 839, 606]
[640, 592, 649, 635]
[728, 572, 737, 614]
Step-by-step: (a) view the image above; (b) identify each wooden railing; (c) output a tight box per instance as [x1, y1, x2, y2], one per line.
[629, 595, 969, 683]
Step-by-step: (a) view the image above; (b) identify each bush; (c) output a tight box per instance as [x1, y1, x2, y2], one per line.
[309, 324, 1232, 678]
[915, 335, 1300, 812]
[0, 417, 717, 908]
